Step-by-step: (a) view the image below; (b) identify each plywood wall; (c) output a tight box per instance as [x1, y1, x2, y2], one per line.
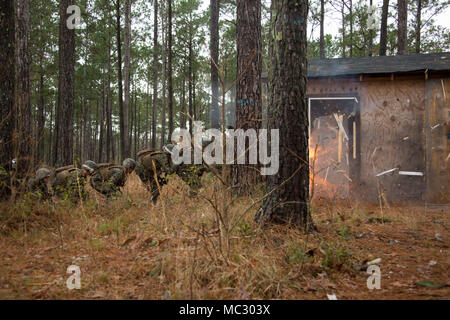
[425, 78, 450, 203]
[308, 77, 427, 202]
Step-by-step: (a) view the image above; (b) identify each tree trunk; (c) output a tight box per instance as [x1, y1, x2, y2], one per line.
[99, 67, 106, 163]
[82, 37, 89, 162]
[255, 0, 314, 230]
[48, 98, 54, 163]
[188, 14, 193, 134]
[193, 67, 196, 120]
[415, 0, 422, 54]
[160, 2, 167, 148]
[37, 70, 45, 164]
[167, 0, 173, 140]
[136, 83, 140, 158]
[210, 0, 220, 129]
[15, 0, 32, 176]
[341, 0, 346, 58]
[152, 0, 158, 148]
[233, 0, 262, 195]
[379, 0, 389, 56]
[0, 0, 15, 169]
[145, 66, 150, 148]
[107, 14, 113, 162]
[349, 0, 353, 57]
[123, 0, 131, 158]
[116, 0, 125, 160]
[54, 0, 75, 167]
[129, 72, 133, 152]
[87, 103, 92, 159]
[319, 0, 325, 59]
[181, 64, 186, 128]
[368, 0, 373, 56]
[397, 0, 407, 55]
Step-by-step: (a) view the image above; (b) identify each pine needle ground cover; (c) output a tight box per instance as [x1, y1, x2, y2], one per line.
[0, 173, 448, 300]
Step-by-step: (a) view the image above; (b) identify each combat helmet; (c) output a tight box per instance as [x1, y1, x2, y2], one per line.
[122, 158, 136, 170]
[82, 160, 98, 174]
[36, 168, 51, 181]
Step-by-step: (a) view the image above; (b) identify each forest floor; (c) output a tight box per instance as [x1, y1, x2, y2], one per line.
[0, 173, 448, 300]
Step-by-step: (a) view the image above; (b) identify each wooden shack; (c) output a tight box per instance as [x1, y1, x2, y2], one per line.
[305, 52, 450, 203]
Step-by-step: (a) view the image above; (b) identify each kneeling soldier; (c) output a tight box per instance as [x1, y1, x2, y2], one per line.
[135, 146, 176, 203]
[90, 158, 136, 198]
[51, 161, 93, 202]
[27, 168, 51, 200]
[136, 145, 206, 203]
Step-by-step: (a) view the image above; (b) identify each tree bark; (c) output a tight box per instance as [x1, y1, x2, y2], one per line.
[48, 96, 55, 164]
[397, 0, 407, 55]
[107, 10, 114, 161]
[167, 0, 173, 140]
[15, 0, 32, 176]
[188, 12, 193, 134]
[233, 0, 262, 195]
[152, 0, 158, 148]
[341, 0, 346, 58]
[319, 0, 325, 59]
[368, 0, 373, 56]
[160, 2, 167, 148]
[123, 0, 131, 158]
[54, 0, 75, 167]
[181, 64, 186, 128]
[379, 0, 389, 56]
[37, 69, 45, 164]
[415, 0, 422, 54]
[0, 0, 15, 169]
[82, 32, 89, 162]
[349, 0, 353, 57]
[210, 0, 220, 129]
[99, 66, 106, 163]
[255, 0, 314, 231]
[116, 0, 126, 160]
[145, 66, 150, 148]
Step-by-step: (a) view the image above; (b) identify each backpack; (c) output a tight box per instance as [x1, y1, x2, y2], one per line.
[138, 149, 167, 171]
[97, 164, 123, 181]
[53, 165, 77, 184]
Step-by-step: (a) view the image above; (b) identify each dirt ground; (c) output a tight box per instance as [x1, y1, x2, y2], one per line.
[0, 173, 448, 300]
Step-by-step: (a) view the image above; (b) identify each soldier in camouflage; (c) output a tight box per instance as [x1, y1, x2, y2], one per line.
[135, 144, 207, 203]
[51, 161, 94, 202]
[89, 158, 136, 198]
[135, 146, 176, 203]
[27, 168, 51, 201]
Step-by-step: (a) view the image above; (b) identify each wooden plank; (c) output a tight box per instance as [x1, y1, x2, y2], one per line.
[425, 78, 450, 203]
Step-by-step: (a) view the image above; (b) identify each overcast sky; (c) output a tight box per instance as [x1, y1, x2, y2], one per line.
[313, 0, 450, 39]
[198, 0, 450, 43]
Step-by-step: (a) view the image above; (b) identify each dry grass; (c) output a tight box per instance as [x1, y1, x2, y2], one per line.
[0, 173, 448, 300]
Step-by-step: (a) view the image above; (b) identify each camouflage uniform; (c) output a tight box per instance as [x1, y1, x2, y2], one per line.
[136, 149, 175, 203]
[175, 164, 206, 195]
[90, 164, 127, 198]
[136, 146, 206, 202]
[27, 168, 51, 201]
[51, 166, 88, 202]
